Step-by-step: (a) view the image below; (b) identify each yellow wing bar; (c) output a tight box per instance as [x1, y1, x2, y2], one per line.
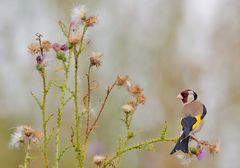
[192, 115, 201, 129]
[180, 115, 202, 130]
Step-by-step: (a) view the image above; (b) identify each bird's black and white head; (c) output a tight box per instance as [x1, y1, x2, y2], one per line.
[176, 89, 198, 105]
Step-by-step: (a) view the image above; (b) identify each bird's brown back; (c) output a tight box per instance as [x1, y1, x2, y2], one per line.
[181, 100, 203, 118]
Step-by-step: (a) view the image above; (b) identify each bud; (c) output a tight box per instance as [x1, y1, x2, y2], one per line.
[93, 155, 106, 166]
[60, 44, 68, 51]
[67, 42, 73, 49]
[36, 63, 45, 72]
[90, 52, 102, 67]
[190, 147, 197, 155]
[56, 51, 66, 62]
[52, 43, 61, 52]
[127, 131, 134, 139]
[36, 55, 44, 64]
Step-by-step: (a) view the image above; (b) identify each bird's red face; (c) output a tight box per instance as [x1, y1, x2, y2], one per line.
[176, 89, 198, 105]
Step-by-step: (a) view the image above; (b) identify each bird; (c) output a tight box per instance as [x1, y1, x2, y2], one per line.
[170, 89, 207, 155]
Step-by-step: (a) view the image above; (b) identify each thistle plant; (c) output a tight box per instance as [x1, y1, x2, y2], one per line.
[9, 4, 218, 168]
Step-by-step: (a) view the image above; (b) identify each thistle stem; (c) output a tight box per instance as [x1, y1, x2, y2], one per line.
[40, 70, 49, 168]
[55, 50, 72, 168]
[72, 25, 88, 168]
[74, 50, 81, 165]
[85, 65, 92, 142]
[23, 143, 31, 168]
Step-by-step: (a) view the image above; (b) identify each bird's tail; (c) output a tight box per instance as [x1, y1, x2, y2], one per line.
[170, 116, 197, 155]
[170, 132, 190, 155]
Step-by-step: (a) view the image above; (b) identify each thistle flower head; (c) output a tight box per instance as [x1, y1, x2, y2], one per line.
[136, 94, 146, 105]
[42, 40, 51, 52]
[90, 52, 102, 68]
[28, 43, 40, 55]
[93, 155, 106, 166]
[71, 5, 88, 24]
[52, 43, 61, 52]
[129, 85, 143, 96]
[85, 16, 97, 27]
[116, 75, 129, 86]
[9, 126, 42, 148]
[69, 35, 81, 45]
[196, 149, 207, 160]
[209, 142, 220, 154]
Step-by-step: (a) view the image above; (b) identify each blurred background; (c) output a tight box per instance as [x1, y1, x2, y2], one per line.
[0, 0, 239, 167]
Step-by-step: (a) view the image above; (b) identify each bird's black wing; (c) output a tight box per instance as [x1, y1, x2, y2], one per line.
[181, 116, 197, 137]
[201, 104, 207, 119]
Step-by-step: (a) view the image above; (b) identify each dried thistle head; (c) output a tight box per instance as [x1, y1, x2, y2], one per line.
[90, 52, 102, 67]
[85, 16, 97, 27]
[23, 126, 34, 137]
[121, 104, 135, 114]
[42, 40, 51, 52]
[127, 101, 137, 110]
[116, 75, 129, 86]
[71, 5, 88, 24]
[28, 43, 40, 55]
[9, 126, 42, 148]
[209, 142, 220, 154]
[69, 35, 81, 45]
[129, 85, 143, 96]
[93, 155, 106, 166]
[136, 94, 146, 105]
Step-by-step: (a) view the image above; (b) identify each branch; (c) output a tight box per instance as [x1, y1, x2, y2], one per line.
[85, 64, 92, 138]
[87, 81, 117, 137]
[102, 137, 176, 167]
[31, 91, 41, 108]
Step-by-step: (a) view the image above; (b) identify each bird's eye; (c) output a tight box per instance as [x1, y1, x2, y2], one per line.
[181, 92, 189, 98]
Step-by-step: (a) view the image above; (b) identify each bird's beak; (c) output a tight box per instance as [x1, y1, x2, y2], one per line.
[176, 94, 183, 99]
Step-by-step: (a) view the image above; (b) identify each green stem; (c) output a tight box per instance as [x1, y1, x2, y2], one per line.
[85, 65, 91, 140]
[23, 144, 31, 168]
[102, 137, 176, 168]
[72, 25, 88, 168]
[40, 70, 49, 168]
[77, 26, 88, 56]
[73, 50, 81, 166]
[55, 50, 72, 168]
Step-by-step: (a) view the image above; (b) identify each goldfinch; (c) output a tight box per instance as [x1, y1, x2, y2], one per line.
[170, 89, 207, 155]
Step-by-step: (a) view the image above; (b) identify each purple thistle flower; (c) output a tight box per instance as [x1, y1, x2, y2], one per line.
[196, 149, 207, 160]
[60, 44, 68, 51]
[36, 55, 44, 64]
[52, 43, 61, 52]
